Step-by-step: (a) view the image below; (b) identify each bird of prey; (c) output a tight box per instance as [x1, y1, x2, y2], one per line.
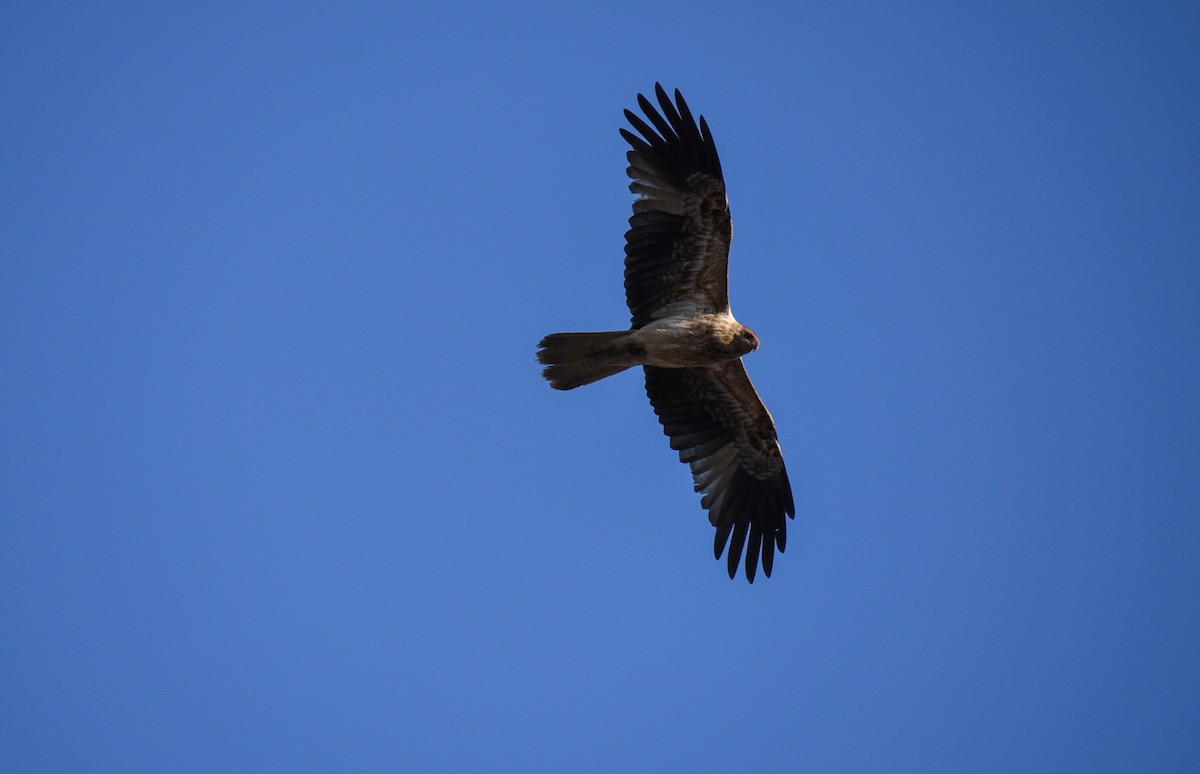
[537, 84, 794, 582]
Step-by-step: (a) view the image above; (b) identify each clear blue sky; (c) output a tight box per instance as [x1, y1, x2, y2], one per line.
[3, 2, 1199, 771]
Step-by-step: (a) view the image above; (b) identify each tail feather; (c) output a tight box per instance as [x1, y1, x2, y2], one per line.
[537, 331, 636, 390]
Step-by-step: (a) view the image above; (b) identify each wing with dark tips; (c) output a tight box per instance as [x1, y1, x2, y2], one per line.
[621, 84, 731, 329]
[644, 359, 795, 581]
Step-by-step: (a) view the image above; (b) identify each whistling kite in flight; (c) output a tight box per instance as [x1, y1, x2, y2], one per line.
[537, 84, 794, 582]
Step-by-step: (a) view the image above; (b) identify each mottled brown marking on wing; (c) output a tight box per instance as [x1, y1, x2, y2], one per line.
[620, 84, 732, 328]
[643, 359, 795, 582]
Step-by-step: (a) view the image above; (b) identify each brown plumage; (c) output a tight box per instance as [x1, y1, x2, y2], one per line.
[537, 84, 795, 582]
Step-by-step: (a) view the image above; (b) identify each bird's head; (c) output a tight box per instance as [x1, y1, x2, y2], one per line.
[735, 326, 760, 357]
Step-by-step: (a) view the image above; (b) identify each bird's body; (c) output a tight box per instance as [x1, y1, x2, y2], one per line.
[537, 85, 795, 582]
[636, 314, 759, 366]
[539, 313, 756, 390]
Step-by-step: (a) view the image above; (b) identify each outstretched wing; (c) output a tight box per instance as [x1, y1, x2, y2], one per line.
[644, 360, 795, 582]
[621, 84, 731, 329]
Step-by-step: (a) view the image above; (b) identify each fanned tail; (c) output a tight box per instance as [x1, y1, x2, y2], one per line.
[537, 331, 636, 390]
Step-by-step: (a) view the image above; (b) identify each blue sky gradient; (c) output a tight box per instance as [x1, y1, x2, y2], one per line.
[3, 2, 1199, 771]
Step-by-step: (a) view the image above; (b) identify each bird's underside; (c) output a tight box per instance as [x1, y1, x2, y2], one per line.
[536, 84, 795, 582]
[538, 314, 757, 390]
